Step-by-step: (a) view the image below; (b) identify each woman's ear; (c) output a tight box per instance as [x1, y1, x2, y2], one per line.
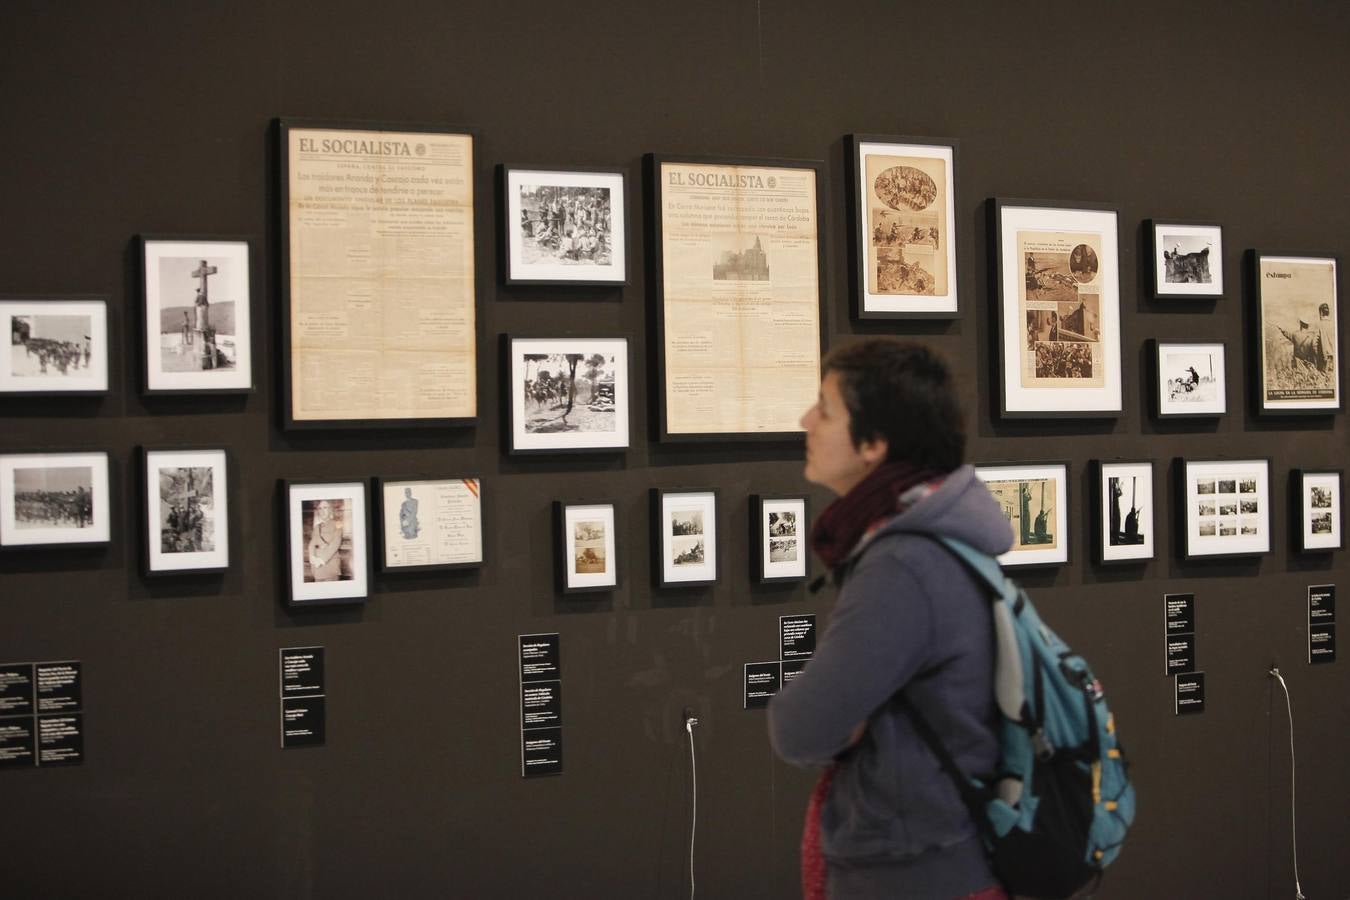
[858, 436, 889, 467]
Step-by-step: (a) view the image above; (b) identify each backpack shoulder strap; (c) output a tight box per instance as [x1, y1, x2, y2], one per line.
[928, 535, 1008, 598]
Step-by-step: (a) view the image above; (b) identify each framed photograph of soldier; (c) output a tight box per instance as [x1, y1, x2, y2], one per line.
[0, 450, 112, 549]
[1250, 251, 1341, 415]
[0, 297, 108, 396]
[500, 165, 629, 286]
[283, 479, 370, 606]
[141, 447, 230, 575]
[975, 462, 1069, 567]
[651, 488, 719, 587]
[991, 199, 1123, 418]
[1092, 460, 1155, 564]
[505, 336, 630, 454]
[1148, 221, 1223, 299]
[139, 236, 254, 395]
[1152, 340, 1227, 418]
[374, 476, 483, 573]
[845, 135, 959, 319]
[1292, 469, 1342, 552]
[648, 153, 826, 442]
[554, 500, 618, 594]
[750, 494, 809, 583]
[1175, 458, 1272, 560]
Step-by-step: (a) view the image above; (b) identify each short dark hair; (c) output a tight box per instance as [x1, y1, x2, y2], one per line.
[821, 339, 965, 471]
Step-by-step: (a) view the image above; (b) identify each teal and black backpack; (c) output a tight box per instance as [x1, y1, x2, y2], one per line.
[905, 535, 1136, 899]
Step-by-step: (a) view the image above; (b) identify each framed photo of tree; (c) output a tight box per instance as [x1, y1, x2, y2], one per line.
[505, 336, 629, 454]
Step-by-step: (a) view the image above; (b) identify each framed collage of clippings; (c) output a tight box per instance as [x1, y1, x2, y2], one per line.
[1147, 220, 1223, 299]
[1152, 340, 1227, 418]
[141, 447, 230, 575]
[992, 200, 1122, 418]
[846, 135, 959, 318]
[505, 336, 630, 454]
[139, 237, 254, 395]
[374, 476, 483, 573]
[0, 451, 112, 549]
[501, 165, 628, 286]
[1250, 251, 1341, 415]
[652, 488, 718, 587]
[1292, 469, 1342, 553]
[0, 297, 109, 396]
[554, 500, 618, 594]
[279, 120, 478, 430]
[750, 494, 809, 583]
[976, 463, 1069, 567]
[283, 479, 370, 606]
[1093, 460, 1155, 564]
[1176, 458, 1271, 560]
[649, 154, 825, 442]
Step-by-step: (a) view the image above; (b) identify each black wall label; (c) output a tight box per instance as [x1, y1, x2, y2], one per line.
[281, 647, 325, 695]
[519, 634, 561, 683]
[0, 660, 82, 768]
[779, 615, 816, 661]
[280, 646, 326, 749]
[0, 664, 35, 717]
[522, 681, 562, 729]
[37, 714, 83, 765]
[1309, 624, 1336, 664]
[744, 662, 782, 709]
[1308, 584, 1335, 623]
[522, 726, 563, 777]
[0, 716, 36, 768]
[781, 659, 807, 687]
[1165, 593, 1196, 634]
[1166, 634, 1196, 675]
[36, 662, 82, 714]
[1175, 672, 1205, 715]
[519, 633, 563, 777]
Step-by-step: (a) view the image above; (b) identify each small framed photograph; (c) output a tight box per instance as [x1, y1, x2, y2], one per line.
[140, 236, 254, 394]
[506, 336, 629, 453]
[1093, 460, 1154, 564]
[652, 488, 718, 587]
[374, 476, 483, 573]
[1148, 221, 1223, 299]
[751, 494, 809, 582]
[975, 462, 1069, 567]
[1293, 469, 1342, 552]
[1250, 251, 1341, 415]
[1176, 458, 1271, 559]
[284, 480, 369, 606]
[846, 135, 959, 318]
[0, 451, 111, 548]
[0, 297, 108, 395]
[1153, 340, 1227, 417]
[142, 448, 229, 574]
[992, 199, 1123, 418]
[502, 165, 628, 286]
[554, 501, 618, 593]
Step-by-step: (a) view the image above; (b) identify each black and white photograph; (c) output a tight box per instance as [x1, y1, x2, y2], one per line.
[143, 448, 229, 574]
[1295, 470, 1342, 552]
[753, 495, 809, 582]
[1179, 458, 1271, 559]
[1155, 341, 1226, 417]
[1254, 252, 1340, 414]
[555, 501, 617, 593]
[376, 476, 483, 572]
[1096, 461, 1154, 563]
[653, 489, 718, 587]
[285, 480, 368, 605]
[508, 337, 629, 453]
[140, 238, 253, 393]
[504, 167, 627, 285]
[976, 463, 1069, 567]
[0, 451, 111, 548]
[1, 298, 108, 395]
[1149, 222, 1223, 298]
[711, 234, 771, 282]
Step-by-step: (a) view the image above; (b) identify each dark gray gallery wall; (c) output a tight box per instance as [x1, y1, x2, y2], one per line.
[1, 1, 1347, 897]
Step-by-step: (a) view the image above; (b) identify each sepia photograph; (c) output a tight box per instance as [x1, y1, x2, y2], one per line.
[654, 489, 718, 586]
[504, 166, 627, 285]
[976, 463, 1068, 566]
[1, 298, 108, 395]
[753, 495, 809, 582]
[377, 477, 483, 572]
[1255, 254, 1340, 413]
[1156, 342, 1226, 417]
[285, 480, 368, 605]
[1180, 459, 1270, 558]
[144, 448, 229, 574]
[1149, 221, 1223, 298]
[1295, 470, 1342, 551]
[711, 234, 771, 282]
[509, 337, 629, 453]
[0, 451, 111, 547]
[556, 501, 617, 592]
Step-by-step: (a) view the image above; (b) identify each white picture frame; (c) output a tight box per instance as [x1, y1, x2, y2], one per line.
[0, 450, 111, 548]
[284, 480, 369, 606]
[1178, 458, 1271, 559]
[507, 336, 630, 453]
[1095, 460, 1154, 564]
[143, 447, 230, 574]
[0, 297, 109, 395]
[976, 462, 1070, 567]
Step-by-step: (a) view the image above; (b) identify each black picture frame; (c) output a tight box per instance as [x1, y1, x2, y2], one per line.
[372, 475, 484, 574]
[0, 295, 110, 397]
[1091, 459, 1155, 565]
[1291, 468, 1343, 553]
[1248, 249, 1342, 416]
[553, 499, 619, 594]
[1150, 339, 1227, 419]
[140, 446, 232, 577]
[502, 334, 631, 455]
[1174, 457, 1273, 560]
[749, 493, 810, 583]
[1146, 219, 1224, 300]
[498, 164, 631, 287]
[650, 487, 720, 588]
[0, 449, 113, 550]
[281, 478, 371, 607]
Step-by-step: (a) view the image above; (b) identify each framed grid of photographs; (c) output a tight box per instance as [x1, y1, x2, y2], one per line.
[1152, 340, 1226, 418]
[1250, 251, 1341, 415]
[1176, 458, 1271, 559]
[975, 462, 1069, 567]
[845, 135, 959, 318]
[1292, 469, 1342, 552]
[0, 297, 108, 396]
[554, 501, 618, 593]
[651, 488, 718, 587]
[283, 479, 369, 606]
[374, 476, 483, 573]
[0, 451, 111, 548]
[142, 448, 229, 575]
[1093, 460, 1154, 564]
[139, 236, 254, 394]
[1148, 220, 1223, 299]
[501, 165, 628, 286]
[991, 199, 1122, 418]
[750, 494, 809, 583]
[505, 336, 629, 453]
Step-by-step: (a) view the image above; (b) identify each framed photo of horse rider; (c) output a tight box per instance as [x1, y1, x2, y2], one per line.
[1250, 251, 1341, 415]
[1093, 460, 1155, 564]
[504, 335, 630, 454]
[1148, 221, 1223, 299]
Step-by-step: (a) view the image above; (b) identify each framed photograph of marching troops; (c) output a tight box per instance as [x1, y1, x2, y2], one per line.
[1175, 458, 1272, 560]
[992, 200, 1123, 418]
[373, 475, 484, 573]
[141, 447, 230, 575]
[846, 135, 960, 319]
[1292, 469, 1342, 553]
[554, 500, 618, 594]
[0, 450, 112, 549]
[1148, 221, 1224, 299]
[1152, 340, 1227, 418]
[283, 479, 370, 606]
[750, 494, 809, 583]
[505, 336, 630, 454]
[1092, 460, 1155, 565]
[139, 237, 254, 395]
[1249, 251, 1341, 415]
[651, 488, 719, 587]
[975, 462, 1070, 568]
[500, 165, 629, 286]
[0, 297, 109, 396]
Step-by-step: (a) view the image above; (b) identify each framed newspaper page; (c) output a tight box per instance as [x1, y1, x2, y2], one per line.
[846, 135, 959, 319]
[648, 154, 826, 442]
[975, 462, 1069, 568]
[992, 199, 1123, 418]
[500, 165, 629, 286]
[1175, 458, 1271, 560]
[279, 119, 478, 430]
[1249, 251, 1340, 415]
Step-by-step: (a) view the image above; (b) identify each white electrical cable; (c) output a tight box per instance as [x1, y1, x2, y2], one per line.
[686, 716, 699, 900]
[1269, 669, 1306, 900]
